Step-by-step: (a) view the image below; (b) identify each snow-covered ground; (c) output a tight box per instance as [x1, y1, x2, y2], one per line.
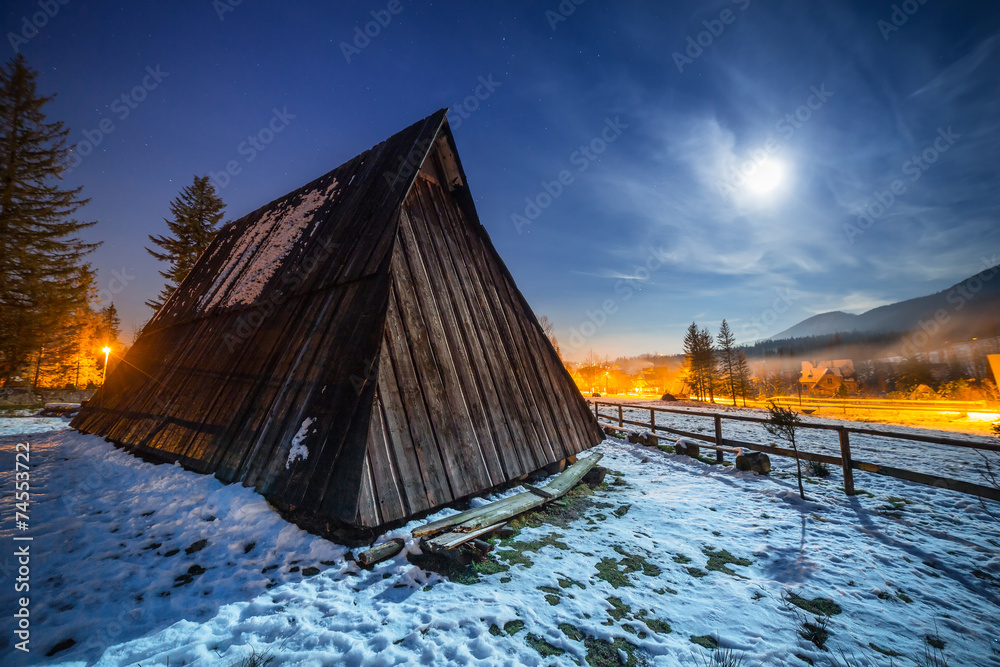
[1, 416, 998, 666]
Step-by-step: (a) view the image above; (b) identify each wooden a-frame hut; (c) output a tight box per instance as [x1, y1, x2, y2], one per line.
[72, 109, 604, 532]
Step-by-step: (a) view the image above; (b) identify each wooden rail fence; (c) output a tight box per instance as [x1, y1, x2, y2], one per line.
[593, 401, 1000, 503]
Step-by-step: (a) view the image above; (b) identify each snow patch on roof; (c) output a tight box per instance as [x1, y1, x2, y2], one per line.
[199, 179, 339, 312]
[285, 417, 315, 469]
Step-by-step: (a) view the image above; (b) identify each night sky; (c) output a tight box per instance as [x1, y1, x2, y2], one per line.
[4, 0, 999, 360]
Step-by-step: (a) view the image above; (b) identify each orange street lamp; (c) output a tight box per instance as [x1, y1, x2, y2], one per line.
[102, 346, 111, 385]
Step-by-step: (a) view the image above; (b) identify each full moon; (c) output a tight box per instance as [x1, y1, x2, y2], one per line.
[746, 161, 784, 195]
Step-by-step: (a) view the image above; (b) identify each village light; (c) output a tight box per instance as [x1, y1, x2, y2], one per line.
[102, 346, 111, 385]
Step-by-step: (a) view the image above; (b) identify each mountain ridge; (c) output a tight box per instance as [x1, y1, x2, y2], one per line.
[772, 264, 1000, 342]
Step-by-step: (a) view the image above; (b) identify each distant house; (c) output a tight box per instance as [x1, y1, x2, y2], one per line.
[799, 360, 858, 395]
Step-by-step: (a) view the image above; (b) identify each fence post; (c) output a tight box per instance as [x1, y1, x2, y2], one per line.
[618, 404, 623, 427]
[594, 401, 599, 419]
[714, 415, 724, 463]
[838, 428, 855, 496]
[650, 408, 656, 432]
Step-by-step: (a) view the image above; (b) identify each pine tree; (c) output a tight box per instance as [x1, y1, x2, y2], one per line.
[0, 55, 99, 384]
[682, 322, 704, 399]
[716, 319, 738, 406]
[99, 303, 121, 344]
[145, 175, 226, 311]
[735, 350, 752, 407]
[698, 326, 717, 402]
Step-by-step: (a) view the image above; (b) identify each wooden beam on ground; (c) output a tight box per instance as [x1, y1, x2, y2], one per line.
[357, 538, 405, 567]
[415, 454, 603, 544]
[523, 483, 555, 499]
[424, 522, 506, 551]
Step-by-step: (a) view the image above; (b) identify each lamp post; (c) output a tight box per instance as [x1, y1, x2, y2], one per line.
[102, 346, 111, 386]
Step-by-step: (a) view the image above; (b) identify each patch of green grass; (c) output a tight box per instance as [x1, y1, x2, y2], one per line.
[614, 504, 632, 518]
[785, 592, 842, 616]
[503, 533, 569, 553]
[606, 596, 631, 621]
[495, 549, 533, 569]
[407, 551, 505, 585]
[596, 557, 632, 588]
[614, 546, 661, 576]
[896, 589, 913, 603]
[868, 642, 903, 657]
[525, 633, 564, 657]
[502, 484, 604, 537]
[686, 567, 708, 578]
[689, 635, 718, 649]
[673, 553, 692, 564]
[584, 636, 646, 666]
[654, 586, 678, 595]
[885, 496, 909, 510]
[657, 444, 676, 454]
[639, 615, 671, 634]
[557, 576, 585, 589]
[537, 585, 562, 606]
[489, 624, 503, 637]
[504, 620, 524, 636]
[559, 623, 585, 641]
[473, 559, 510, 576]
[595, 546, 662, 588]
[703, 547, 751, 577]
[877, 590, 892, 601]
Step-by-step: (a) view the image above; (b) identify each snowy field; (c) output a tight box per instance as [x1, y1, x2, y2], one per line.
[1, 416, 999, 666]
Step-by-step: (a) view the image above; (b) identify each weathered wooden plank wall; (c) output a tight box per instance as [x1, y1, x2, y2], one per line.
[357, 146, 603, 526]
